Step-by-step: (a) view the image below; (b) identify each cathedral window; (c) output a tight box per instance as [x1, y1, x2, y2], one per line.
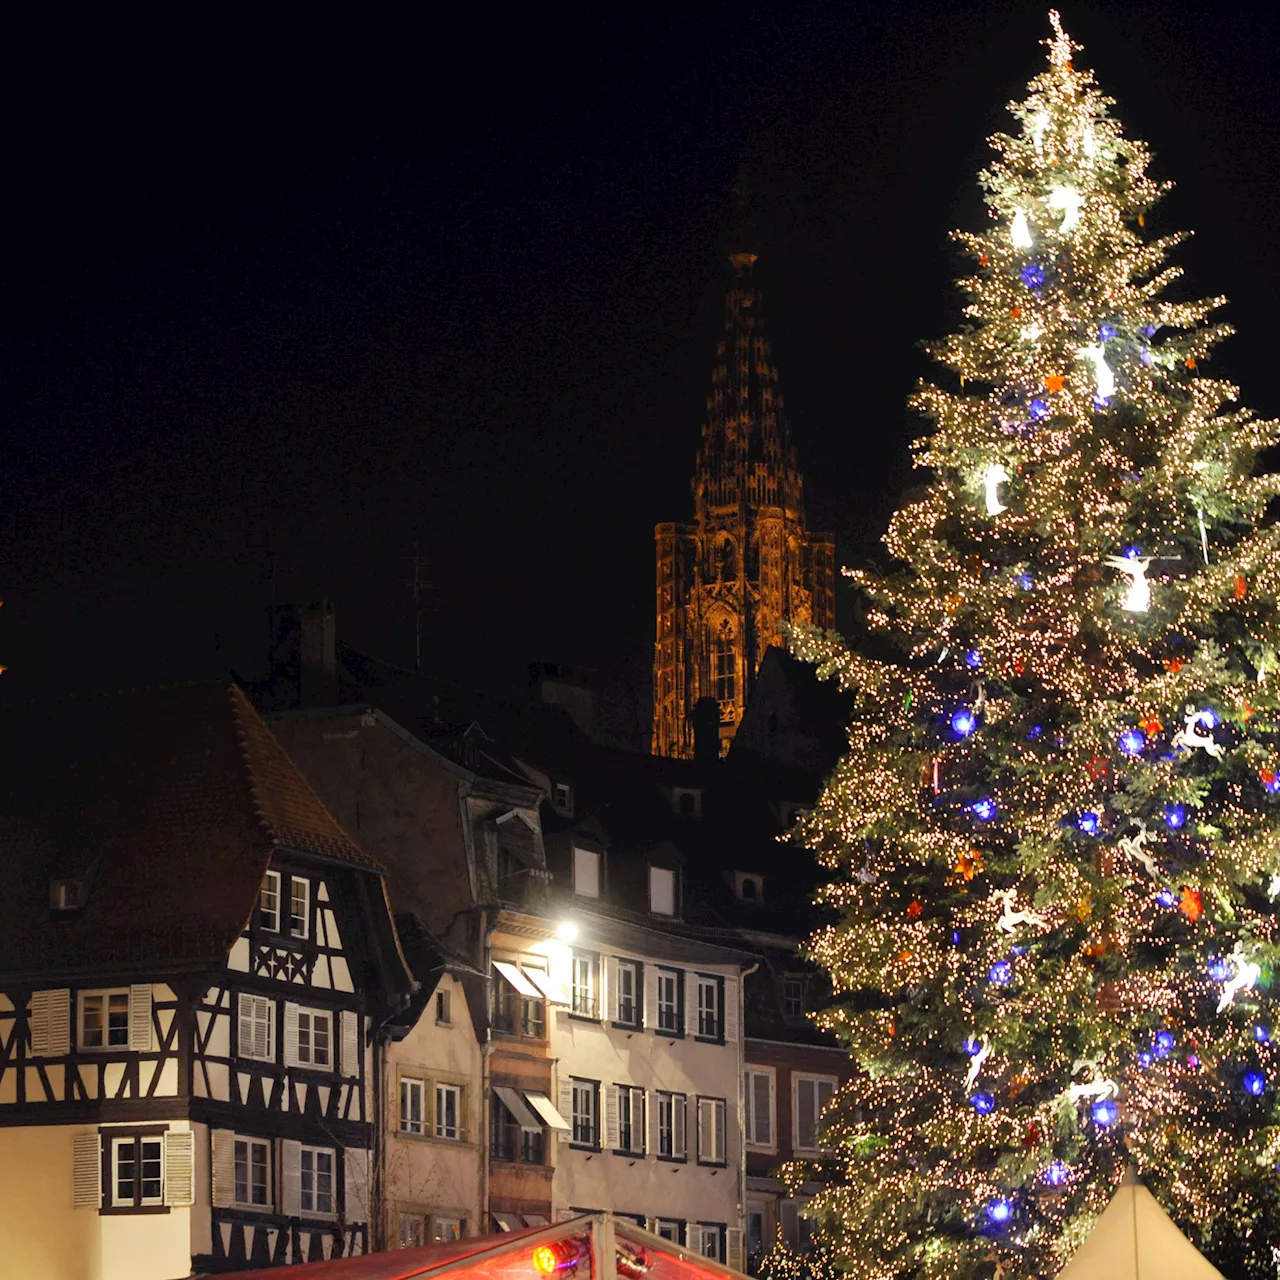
[714, 626, 736, 704]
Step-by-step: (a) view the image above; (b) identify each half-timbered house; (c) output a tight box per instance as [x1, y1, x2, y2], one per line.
[0, 683, 413, 1278]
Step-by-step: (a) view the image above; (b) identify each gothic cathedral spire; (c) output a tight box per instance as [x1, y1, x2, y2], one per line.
[652, 253, 835, 759]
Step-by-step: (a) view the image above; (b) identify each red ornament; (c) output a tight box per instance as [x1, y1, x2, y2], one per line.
[1179, 887, 1203, 922]
[1234, 575, 1247, 600]
[1086, 754, 1110, 780]
[1242, 701, 1257, 723]
[1165, 658, 1184, 674]
[1045, 374, 1066, 393]
[1010, 305, 1022, 319]
[1139, 713, 1163, 736]
[1024, 1121, 1040, 1149]
[1013, 660, 1026, 677]
[978, 254, 990, 267]
[1260, 768, 1276, 788]
[907, 899, 923, 919]
[1186, 355, 1197, 370]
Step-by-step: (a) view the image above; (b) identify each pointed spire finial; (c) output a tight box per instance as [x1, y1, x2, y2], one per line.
[1046, 10, 1078, 69]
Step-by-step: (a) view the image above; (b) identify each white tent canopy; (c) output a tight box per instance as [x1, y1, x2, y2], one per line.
[1057, 1168, 1226, 1280]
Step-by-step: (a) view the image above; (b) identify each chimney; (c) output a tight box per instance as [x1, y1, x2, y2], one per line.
[300, 601, 337, 706]
[691, 697, 720, 766]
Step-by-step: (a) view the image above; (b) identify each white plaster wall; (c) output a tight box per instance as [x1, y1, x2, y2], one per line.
[384, 972, 485, 1235]
[0, 1123, 198, 1280]
[537, 936, 743, 1231]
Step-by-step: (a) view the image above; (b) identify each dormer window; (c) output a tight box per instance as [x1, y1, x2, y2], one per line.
[49, 879, 85, 911]
[553, 783, 574, 817]
[649, 865, 677, 917]
[734, 872, 764, 904]
[672, 788, 702, 818]
[573, 847, 600, 898]
[259, 871, 281, 932]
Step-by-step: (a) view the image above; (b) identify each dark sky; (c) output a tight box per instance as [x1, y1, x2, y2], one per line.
[3, 2, 1280, 704]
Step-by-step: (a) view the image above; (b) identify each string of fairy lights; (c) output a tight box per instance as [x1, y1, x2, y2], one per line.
[786, 12, 1280, 1279]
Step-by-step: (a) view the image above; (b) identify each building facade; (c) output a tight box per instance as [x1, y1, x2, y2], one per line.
[0, 684, 412, 1279]
[653, 252, 836, 760]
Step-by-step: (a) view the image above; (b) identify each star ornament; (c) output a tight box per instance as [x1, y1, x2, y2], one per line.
[955, 852, 983, 881]
[1139, 713, 1164, 736]
[1086, 754, 1110, 780]
[1045, 374, 1066, 393]
[1179, 886, 1204, 922]
[907, 899, 923, 919]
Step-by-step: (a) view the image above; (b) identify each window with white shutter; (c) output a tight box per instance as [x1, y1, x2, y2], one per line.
[557, 1077, 574, 1143]
[727, 1226, 746, 1272]
[129, 985, 153, 1053]
[72, 1132, 101, 1208]
[723, 975, 738, 1044]
[238, 994, 275, 1062]
[211, 1130, 237, 1208]
[605, 1084, 620, 1151]
[31, 988, 71, 1057]
[280, 1139, 302, 1216]
[745, 1069, 774, 1148]
[794, 1075, 837, 1152]
[343, 1148, 369, 1223]
[163, 1131, 195, 1206]
[342, 1010, 361, 1078]
[283, 1002, 300, 1068]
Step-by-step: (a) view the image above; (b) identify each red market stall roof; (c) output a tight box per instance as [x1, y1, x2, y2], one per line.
[205, 1213, 750, 1280]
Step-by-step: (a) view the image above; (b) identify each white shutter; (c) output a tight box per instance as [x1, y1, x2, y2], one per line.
[283, 1003, 300, 1069]
[817, 1079, 836, 1150]
[649, 1091, 662, 1154]
[163, 1130, 195, 1206]
[605, 1085, 620, 1151]
[211, 1130, 237, 1207]
[749, 1071, 773, 1146]
[342, 1011, 361, 1078]
[343, 1147, 369, 1222]
[697, 1097, 711, 1161]
[715, 1099, 726, 1163]
[280, 1139, 302, 1216]
[31, 988, 71, 1057]
[557, 1209, 576, 1223]
[72, 1132, 100, 1208]
[644, 965, 659, 1030]
[673, 1094, 686, 1159]
[684, 972, 697, 1038]
[727, 1227, 745, 1272]
[723, 976, 738, 1044]
[129, 985, 153, 1052]
[558, 1078, 574, 1143]
[607, 956, 619, 1022]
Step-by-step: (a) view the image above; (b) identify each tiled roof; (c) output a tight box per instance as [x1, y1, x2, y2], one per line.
[0, 682, 380, 976]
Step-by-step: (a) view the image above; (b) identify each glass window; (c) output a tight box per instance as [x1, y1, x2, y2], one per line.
[649, 866, 676, 916]
[297, 1009, 332, 1068]
[300, 1146, 334, 1214]
[259, 871, 281, 932]
[657, 968, 682, 1034]
[615, 960, 640, 1027]
[234, 1138, 270, 1207]
[434, 1216, 463, 1242]
[436, 991, 451, 1024]
[617, 1085, 644, 1154]
[399, 1213, 426, 1247]
[400, 1077, 425, 1134]
[490, 1094, 544, 1165]
[571, 953, 598, 1018]
[81, 991, 129, 1050]
[697, 975, 722, 1039]
[436, 1083, 462, 1139]
[656, 1091, 686, 1159]
[697, 1096, 727, 1165]
[783, 976, 804, 1020]
[573, 847, 600, 897]
[794, 1076, 837, 1151]
[714, 625, 736, 703]
[289, 877, 309, 939]
[747, 1205, 766, 1256]
[571, 1078, 598, 1147]
[656, 1220, 683, 1243]
[695, 1224, 724, 1262]
[111, 1135, 164, 1207]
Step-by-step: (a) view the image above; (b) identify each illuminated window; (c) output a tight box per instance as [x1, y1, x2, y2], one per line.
[713, 625, 736, 703]
[434, 1216, 463, 1242]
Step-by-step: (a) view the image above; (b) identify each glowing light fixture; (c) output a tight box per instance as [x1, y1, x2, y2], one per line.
[1011, 210, 1033, 248]
[985, 1198, 1013, 1225]
[556, 921, 579, 943]
[1164, 803, 1187, 830]
[1244, 1072, 1267, 1097]
[1118, 728, 1146, 757]
[1092, 1099, 1118, 1126]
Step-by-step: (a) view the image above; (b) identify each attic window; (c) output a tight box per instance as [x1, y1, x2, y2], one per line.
[553, 783, 573, 816]
[672, 788, 702, 818]
[735, 873, 763, 903]
[50, 879, 85, 912]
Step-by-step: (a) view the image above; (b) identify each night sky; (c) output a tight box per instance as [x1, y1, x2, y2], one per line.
[4, 3, 1280, 708]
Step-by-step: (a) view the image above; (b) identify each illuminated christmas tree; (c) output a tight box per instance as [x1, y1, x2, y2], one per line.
[791, 13, 1280, 1279]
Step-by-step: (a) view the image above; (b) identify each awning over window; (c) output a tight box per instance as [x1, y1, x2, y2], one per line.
[494, 1086, 543, 1133]
[523, 968, 569, 1006]
[524, 1090, 572, 1131]
[523, 1215, 549, 1227]
[493, 961, 540, 998]
[491, 1212, 522, 1232]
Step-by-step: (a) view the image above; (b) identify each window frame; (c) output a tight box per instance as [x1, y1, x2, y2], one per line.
[656, 966, 683, 1037]
[696, 974, 724, 1042]
[614, 959, 641, 1029]
[783, 975, 805, 1021]
[490, 1092, 545, 1165]
[793, 1073, 839, 1154]
[435, 1082, 463, 1141]
[296, 1006, 333, 1069]
[399, 1211, 426, 1248]
[655, 1090, 687, 1162]
[615, 1083, 646, 1155]
[434, 1216, 464, 1243]
[288, 876, 310, 939]
[400, 1076, 426, 1135]
[744, 1066, 776, 1150]
[79, 988, 130, 1052]
[570, 951, 599, 1020]
[694, 1222, 726, 1263]
[436, 990, 452, 1025]
[299, 1144, 335, 1216]
[655, 1219, 685, 1244]
[108, 1132, 165, 1210]
[259, 870, 281, 933]
[570, 1077, 600, 1150]
[233, 1136, 272, 1209]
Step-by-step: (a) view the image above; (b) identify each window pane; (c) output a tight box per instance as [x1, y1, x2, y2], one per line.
[649, 866, 675, 915]
[115, 1140, 136, 1203]
[107, 992, 130, 1046]
[301, 1149, 314, 1209]
[299, 1012, 312, 1063]
[140, 1138, 163, 1202]
[260, 873, 280, 930]
[235, 1140, 249, 1204]
[400, 1213, 425, 1247]
[290, 878, 309, 936]
[573, 847, 600, 897]
[314, 1014, 330, 1066]
[315, 1151, 333, 1213]
[83, 995, 104, 1047]
[251, 1143, 268, 1205]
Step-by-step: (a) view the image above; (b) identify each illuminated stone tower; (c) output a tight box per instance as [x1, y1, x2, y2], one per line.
[652, 252, 836, 759]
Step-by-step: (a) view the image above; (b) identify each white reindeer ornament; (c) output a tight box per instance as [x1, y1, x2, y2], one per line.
[1171, 705, 1225, 760]
[964, 1038, 991, 1092]
[994, 888, 1048, 935]
[1116, 819, 1160, 880]
[1066, 1056, 1119, 1105]
[1217, 942, 1262, 1014]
